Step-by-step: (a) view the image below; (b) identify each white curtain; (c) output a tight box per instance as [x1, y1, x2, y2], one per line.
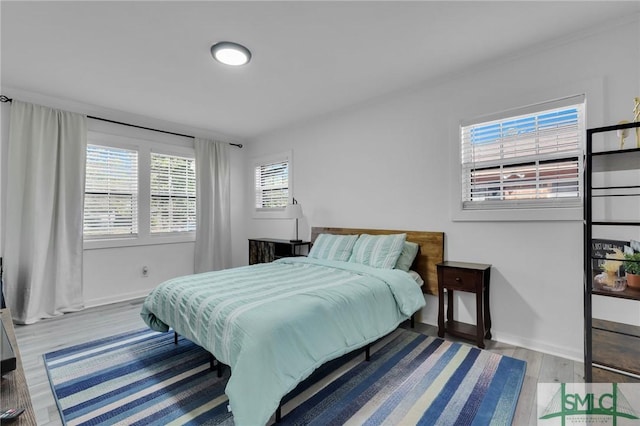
[4, 101, 87, 324]
[194, 138, 231, 273]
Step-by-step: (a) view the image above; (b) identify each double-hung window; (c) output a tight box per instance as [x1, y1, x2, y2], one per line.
[254, 153, 291, 212]
[150, 153, 196, 233]
[460, 95, 585, 211]
[84, 144, 138, 238]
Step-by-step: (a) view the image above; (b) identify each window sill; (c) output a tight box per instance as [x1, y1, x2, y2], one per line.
[84, 232, 195, 250]
[451, 205, 583, 222]
[252, 209, 289, 220]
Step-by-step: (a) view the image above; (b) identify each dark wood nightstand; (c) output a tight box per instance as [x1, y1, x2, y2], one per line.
[437, 261, 492, 348]
[248, 238, 311, 265]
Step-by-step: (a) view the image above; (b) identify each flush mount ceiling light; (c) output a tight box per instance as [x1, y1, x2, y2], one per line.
[210, 41, 251, 66]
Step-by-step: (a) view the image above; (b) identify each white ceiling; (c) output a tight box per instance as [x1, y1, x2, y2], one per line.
[2, 1, 639, 140]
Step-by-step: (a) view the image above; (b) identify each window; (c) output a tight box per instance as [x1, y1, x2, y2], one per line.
[84, 144, 138, 237]
[150, 153, 196, 233]
[254, 154, 290, 211]
[461, 95, 584, 211]
[83, 130, 197, 248]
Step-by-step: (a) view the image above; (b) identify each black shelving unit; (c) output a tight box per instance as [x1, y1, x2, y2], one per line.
[584, 121, 640, 383]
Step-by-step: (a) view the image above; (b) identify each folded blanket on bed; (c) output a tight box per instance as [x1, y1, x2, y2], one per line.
[140, 257, 425, 426]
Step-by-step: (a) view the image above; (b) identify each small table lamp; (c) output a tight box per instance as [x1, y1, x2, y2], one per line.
[284, 198, 303, 243]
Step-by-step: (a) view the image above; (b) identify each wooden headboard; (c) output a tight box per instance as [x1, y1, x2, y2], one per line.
[310, 227, 444, 295]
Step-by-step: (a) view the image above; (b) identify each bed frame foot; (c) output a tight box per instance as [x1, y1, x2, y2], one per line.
[276, 405, 282, 422]
[365, 344, 370, 361]
[174, 331, 178, 345]
[411, 314, 415, 328]
[208, 354, 224, 378]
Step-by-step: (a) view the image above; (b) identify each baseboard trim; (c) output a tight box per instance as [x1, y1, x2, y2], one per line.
[84, 289, 153, 309]
[417, 319, 583, 362]
[486, 331, 582, 362]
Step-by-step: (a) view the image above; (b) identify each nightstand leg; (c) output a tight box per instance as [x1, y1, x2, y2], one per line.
[476, 287, 485, 348]
[484, 271, 492, 340]
[438, 288, 445, 338]
[447, 289, 454, 324]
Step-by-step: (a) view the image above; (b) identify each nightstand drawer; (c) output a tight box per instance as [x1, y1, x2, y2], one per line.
[440, 267, 481, 291]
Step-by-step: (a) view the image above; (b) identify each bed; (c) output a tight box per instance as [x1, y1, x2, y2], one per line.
[141, 227, 444, 426]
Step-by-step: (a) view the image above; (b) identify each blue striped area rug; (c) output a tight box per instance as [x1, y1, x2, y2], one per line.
[44, 328, 525, 425]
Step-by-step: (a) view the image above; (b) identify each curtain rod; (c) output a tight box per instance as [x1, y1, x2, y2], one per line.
[0, 95, 243, 148]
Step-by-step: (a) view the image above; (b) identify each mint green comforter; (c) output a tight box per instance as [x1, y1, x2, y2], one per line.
[140, 257, 425, 426]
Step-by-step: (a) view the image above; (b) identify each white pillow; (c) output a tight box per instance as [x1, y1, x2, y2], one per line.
[407, 270, 424, 287]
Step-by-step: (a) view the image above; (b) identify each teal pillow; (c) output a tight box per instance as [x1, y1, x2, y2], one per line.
[349, 233, 407, 269]
[395, 241, 419, 271]
[308, 234, 359, 262]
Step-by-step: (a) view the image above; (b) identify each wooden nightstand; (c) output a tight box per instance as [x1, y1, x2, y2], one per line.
[437, 261, 492, 348]
[248, 238, 311, 265]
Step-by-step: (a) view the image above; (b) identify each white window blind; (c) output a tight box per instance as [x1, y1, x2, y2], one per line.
[255, 159, 289, 210]
[461, 95, 584, 210]
[150, 153, 196, 233]
[84, 144, 138, 237]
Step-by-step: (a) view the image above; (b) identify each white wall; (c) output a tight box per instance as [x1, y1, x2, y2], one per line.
[1, 15, 637, 358]
[0, 88, 246, 308]
[242, 17, 640, 360]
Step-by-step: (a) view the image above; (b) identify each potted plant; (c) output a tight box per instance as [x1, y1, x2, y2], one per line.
[623, 252, 640, 289]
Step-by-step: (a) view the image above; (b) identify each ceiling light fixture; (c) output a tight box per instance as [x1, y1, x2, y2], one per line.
[210, 41, 251, 66]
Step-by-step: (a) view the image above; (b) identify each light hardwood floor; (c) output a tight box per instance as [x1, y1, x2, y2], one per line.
[13, 300, 584, 425]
